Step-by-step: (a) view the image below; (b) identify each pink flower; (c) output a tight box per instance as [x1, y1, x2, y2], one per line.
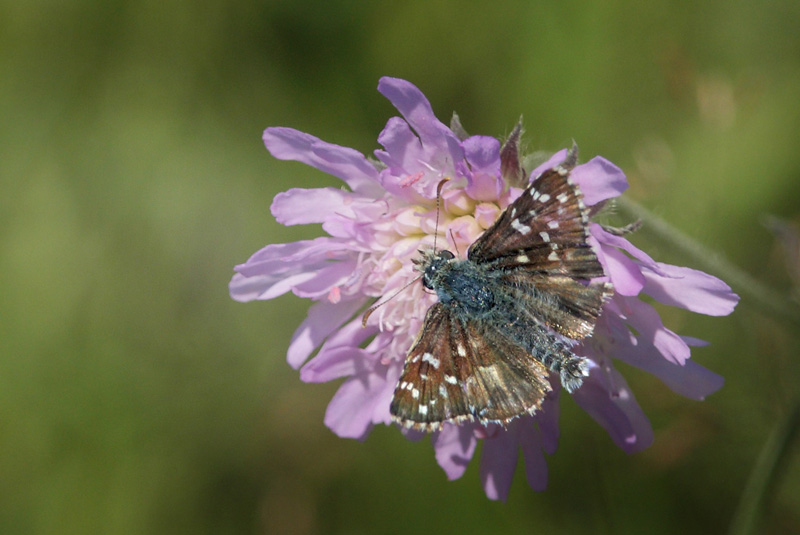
[230, 77, 739, 500]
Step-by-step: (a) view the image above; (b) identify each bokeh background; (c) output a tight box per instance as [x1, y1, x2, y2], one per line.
[2, 1, 800, 533]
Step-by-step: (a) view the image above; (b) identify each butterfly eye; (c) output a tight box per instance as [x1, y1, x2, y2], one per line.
[438, 250, 455, 260]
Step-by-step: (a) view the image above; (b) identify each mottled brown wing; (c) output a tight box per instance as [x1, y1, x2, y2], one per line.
[467, 155, 612, 338]
[390, 303, 552, 432]
[468, 163, 604, 281]
[505, 274, 612, 339]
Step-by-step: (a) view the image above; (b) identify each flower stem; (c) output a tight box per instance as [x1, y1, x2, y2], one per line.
[727, 404, 800, 535]
[616, 197, 800, 327]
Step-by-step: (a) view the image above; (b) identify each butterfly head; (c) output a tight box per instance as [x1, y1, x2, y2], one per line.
[413, 249, 455, 290]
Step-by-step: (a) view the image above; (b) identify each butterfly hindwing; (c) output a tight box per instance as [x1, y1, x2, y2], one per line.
[503, 273, 612, 339]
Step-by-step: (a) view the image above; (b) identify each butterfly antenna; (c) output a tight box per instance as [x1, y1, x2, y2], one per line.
[448, 228, 462, 258]
[362, 274, 423, 327]
[432, 178, 449, 252]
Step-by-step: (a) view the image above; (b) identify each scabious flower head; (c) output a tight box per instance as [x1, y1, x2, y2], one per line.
[230, 77, 739, 501]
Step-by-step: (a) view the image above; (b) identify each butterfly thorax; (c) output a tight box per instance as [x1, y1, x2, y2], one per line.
[418, 250, 496, 317]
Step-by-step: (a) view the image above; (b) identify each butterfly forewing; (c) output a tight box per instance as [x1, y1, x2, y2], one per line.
[390, 303, 473, 431]
[391, 304, 553, 431]
[468, 166, 601, 280]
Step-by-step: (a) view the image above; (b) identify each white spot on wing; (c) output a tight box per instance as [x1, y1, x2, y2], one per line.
[539, 193, 551, 203]
[539, 231, 550, 242]
[511, 218, 532, 235]
[445, 374, 458, 385]
[422, 352, 440, 369]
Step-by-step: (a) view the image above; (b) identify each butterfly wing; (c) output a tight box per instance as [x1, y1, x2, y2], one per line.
[468, 164, 603, 280]
[467, 159, 612, 339]
[390, 303, 552, 431]
[505, 273, 612, 339]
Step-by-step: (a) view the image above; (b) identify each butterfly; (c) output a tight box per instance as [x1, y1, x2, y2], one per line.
[390, 145, 613, 432]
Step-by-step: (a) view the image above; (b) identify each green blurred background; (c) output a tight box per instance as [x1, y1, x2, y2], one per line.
[2, 1, 799, 533]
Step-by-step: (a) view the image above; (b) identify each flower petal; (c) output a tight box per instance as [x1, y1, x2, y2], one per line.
[286, 299, 367, 369]
[572, 365, 653, 453]
[620, 297, 691, 365]
[535, 387, 561, 455]
[263, 127, 382, 196]
[599, 313, 724, 399]
[291, 258, 359, 299]
[530, 148, 568, 178]
[592, 225, 663, 273]
[300, 319, 377, 382]
[642, 263, 739, 316]
[593, 237, 645, 296]
[229, 270, 316, 302]
[323, 361, 399, 440]
[480, 427, 519, 502]
[432, 424, 478, 480]
[571, 156, 628, 206]
[519, 422, 549, 492]
[462, 136, 500, 174]
[271, 187, 367, 226]
[377, 77, 464, 168]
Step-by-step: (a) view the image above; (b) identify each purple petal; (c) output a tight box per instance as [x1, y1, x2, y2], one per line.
[377, 77, 464, 167]
[620, 297, 691, 365]
[683, 335, 710, 347]
[323, 361, 399, 440]
[263, 127, 382, 196]
[571, 156, 628, 206]
[592, 225, 664, 274]
[229, 270, 316, 302]
[572, 366, 653, 453]
[462, 136, 501, 175]
[374, 117, 427, 197]
[291, 259, 358, 299]
[232, 239, 360, 302]
[530, 149, 568, 179]
[535, 388, 561, 455]
[271, 187, 367, 226]
[594, 237, 645, 296]
[300, 347, 371, 383]
[642, 263, 739, 316]
[622, 348, 724, 400]
[237, 237, 351, 268]
[231, 238, 352, 302]
[432, 424, 478, 480]
[480, 428, 519, 501]
[518, 422, 549, 492]
[286, 299, 367, 369]
[299, 319, 377, 382]
[599, 313, 724, 400]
